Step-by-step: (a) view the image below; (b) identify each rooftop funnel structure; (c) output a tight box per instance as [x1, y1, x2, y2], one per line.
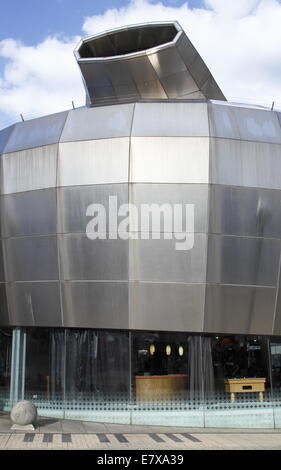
[74, 21, 226, 105]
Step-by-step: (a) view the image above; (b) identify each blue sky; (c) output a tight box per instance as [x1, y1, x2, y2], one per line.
[0, 0, 280, 129]
[0, 0, 202, 44]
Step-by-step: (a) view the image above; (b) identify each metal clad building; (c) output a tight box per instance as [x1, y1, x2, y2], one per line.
[1, 21, 281, 428]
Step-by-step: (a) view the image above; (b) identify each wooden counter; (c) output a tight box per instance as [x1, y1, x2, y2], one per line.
[224, 378, 266, 402]
[135, 374, 188, 401]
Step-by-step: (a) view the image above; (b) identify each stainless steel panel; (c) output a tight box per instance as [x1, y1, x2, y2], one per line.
[78, 61, 116, 101]
[209, 102, 281, 143]
[58, 184, 128, 233]
[188, 53, 210, 88]
[7, 282, 62, 326]
[75, 22, 226, 103]
[0, 242, 5, 282]
[60, 104, 134, 142]
[208, 102, 241, 139]
[0, 125, 16, 154]
[204, 284, 275, 335]
[1, 189, 57, 237]
[175, 32, 199, 68]
[129, 233, 207, 283]
[0, 284, 9, 325]
[160, 70, 200, 98]
[127, 55, 167, 99]
[234, 107, 281, 144]
[207, 235, 280, 287]
[130, 183, 209, 234]
[130, 137, 209, 183]
[105, 60, 139, 100]
[3, 111, 68, 153]
[62, 281, 128, 329]
[59, 234, 128, 280]
[129, 282, 205, 332]
[209, 185, 281, 238]
[273, 290, 281, 335]
[131, 102, 209, 137]
[148, 46, 186, 78]
[58, 138, 129, 187]
[4, 236, 59, 281]
[1, 144, 57, 194]
[209, 138, 281, 189]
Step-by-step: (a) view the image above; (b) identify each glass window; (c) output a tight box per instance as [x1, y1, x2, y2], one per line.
[132, 331, 204, 403]
[0, 328, 12, 403]
[65, 329, 130, 400]
[25, 328, 65, 402]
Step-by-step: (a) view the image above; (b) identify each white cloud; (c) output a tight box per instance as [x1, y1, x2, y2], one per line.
[0, 35, 84, 128]
[0, 0, 281, 129]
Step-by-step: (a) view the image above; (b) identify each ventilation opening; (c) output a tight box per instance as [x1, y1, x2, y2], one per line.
[79, 25, 178, 59]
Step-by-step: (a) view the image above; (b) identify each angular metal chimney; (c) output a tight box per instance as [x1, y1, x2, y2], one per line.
[74, 21, 226, 105]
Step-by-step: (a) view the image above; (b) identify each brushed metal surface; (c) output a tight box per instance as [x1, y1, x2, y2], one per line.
[209, 102, 281, 143]
[209, 184, 281, 238]
[131, 102, 209, 137]
[59, 234, 128, 280]
[1, 189, 57, 237]
[130, 183, 208, 234]
[0, 243, 4, 282]
[7, 282, 62, 326]
[58, 138, 129, 187]
[3, 111, 68, 154]
[3, 236, 59, 281]
[0, 125, 16, 154]
[204, 284, 276, 335]
[129, 282, 205, 332]
[209, 138, 281, 189]
[0, 283, 9, 326]
[130, 137, 209, 183]
[60, 104, 134, 142]
[208, 102, 240, 139]
[58, 184, 128, 233]
[273, 290, 281, 335]
[129, 233, 207, 283]
[207, 235, 280, 287]
[1, 144, 58, 194]
[61, 281, 128, 328]
[75, 22, 225, 104]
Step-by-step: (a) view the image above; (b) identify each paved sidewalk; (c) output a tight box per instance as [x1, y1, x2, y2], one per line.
[0, 413, 281, 450]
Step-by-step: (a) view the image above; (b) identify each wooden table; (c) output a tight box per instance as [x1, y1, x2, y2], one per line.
[224, 378, 266, 402]
[135, 374, 188, 401]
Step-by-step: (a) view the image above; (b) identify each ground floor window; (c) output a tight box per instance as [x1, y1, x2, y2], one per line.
[0, 329, 12, 399]
[3, 327, 281, 427]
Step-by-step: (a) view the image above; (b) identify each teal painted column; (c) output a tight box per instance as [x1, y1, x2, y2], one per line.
[9, 328, 26, 406]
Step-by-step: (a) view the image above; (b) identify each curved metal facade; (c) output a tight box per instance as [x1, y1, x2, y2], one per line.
[0, 101, 281, 335]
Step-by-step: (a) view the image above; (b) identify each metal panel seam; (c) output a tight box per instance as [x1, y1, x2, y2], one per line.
[55, 142, 64, 327]
[271, 241, 281, 334]
[203, 102, 212, 332]
[128, 102, 136, 330]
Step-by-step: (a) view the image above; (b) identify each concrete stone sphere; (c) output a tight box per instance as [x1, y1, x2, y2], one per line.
[10, 401, 37, 426]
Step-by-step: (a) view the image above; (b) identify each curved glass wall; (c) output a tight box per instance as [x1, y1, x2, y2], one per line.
[0, 328, 12, 409]
[5, 327, 281, 428]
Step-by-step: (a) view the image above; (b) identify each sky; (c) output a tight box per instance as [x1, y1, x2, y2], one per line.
[0, 0, 280, 129]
